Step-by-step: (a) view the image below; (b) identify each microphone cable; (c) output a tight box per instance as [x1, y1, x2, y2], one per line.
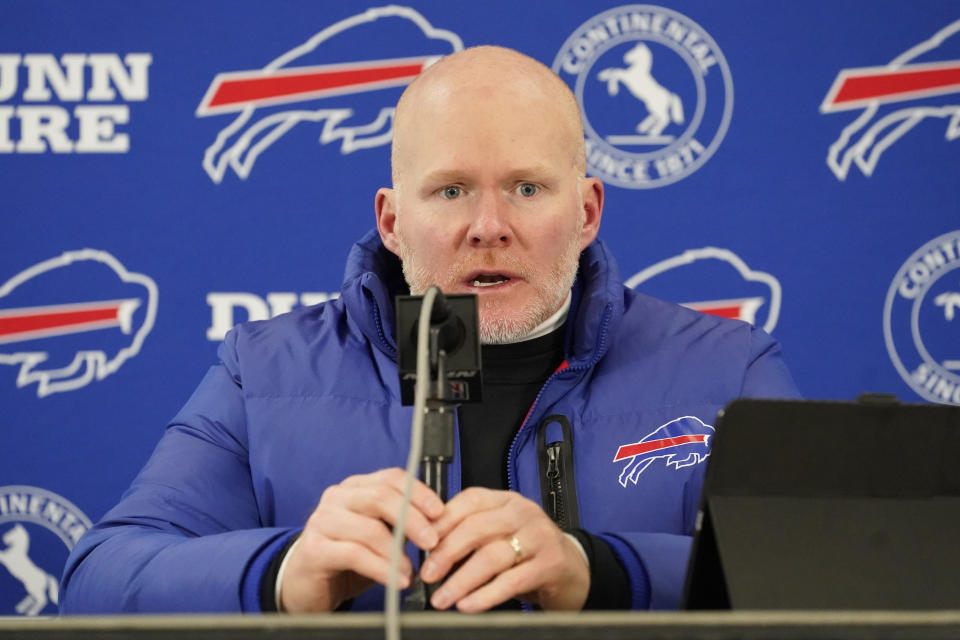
[385, 285, 440, 640]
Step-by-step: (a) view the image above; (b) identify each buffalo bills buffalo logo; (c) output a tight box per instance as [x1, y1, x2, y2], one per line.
[196, 6, 463, 183]
[614, 416, 714, 487]
[821, 20, 960, 180]
[0, 250, 157, 397]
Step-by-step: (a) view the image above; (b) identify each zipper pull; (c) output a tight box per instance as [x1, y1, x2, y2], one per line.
[546, 444, 561, 478]
[537, 415, 580, 530]
[546, 443, 562, 522]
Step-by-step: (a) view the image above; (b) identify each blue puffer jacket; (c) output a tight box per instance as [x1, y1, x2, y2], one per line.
[60, 230, 799, 613]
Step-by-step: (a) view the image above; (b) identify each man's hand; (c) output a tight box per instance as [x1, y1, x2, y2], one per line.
[279, 468, 444, 612]
[419, 487, 590, 612]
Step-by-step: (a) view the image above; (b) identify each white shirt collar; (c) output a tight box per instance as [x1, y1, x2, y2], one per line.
[510, 292, 571, 343]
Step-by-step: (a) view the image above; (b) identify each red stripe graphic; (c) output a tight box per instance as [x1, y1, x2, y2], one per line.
[203, 58, 433, 112]
[824, 61, 960, 111]
[685, 303, 742, 320]
[683, 297, 764, 324]
[613, 435, 708, 462]
[0, 299, 139, 344]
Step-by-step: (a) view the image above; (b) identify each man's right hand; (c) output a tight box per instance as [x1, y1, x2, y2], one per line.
[279, 468, 444, 612]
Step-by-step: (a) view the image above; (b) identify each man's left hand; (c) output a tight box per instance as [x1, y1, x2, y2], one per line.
[418, 488, 589, 612]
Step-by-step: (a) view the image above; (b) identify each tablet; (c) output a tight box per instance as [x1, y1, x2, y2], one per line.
[682, 396, 960, 609]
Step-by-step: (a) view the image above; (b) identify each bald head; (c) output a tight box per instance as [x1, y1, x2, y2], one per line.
[374, 46, 604, 343]
[390, 46, 586, 188]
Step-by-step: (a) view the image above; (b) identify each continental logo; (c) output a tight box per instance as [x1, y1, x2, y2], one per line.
[553, 5, 733, 189]
[0, 485, 91, 616]
[883, 230, 960, 404]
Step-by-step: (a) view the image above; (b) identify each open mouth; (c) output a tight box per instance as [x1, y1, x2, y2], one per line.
[469, 274, 511, 288]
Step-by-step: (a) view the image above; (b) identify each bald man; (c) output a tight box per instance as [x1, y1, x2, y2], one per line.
[60, 47, 799, 614]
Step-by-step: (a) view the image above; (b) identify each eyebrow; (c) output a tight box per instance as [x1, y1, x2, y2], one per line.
[419, 164, 559, 185]
[503, 164, 557, 181]
[419, 169, 468, 185]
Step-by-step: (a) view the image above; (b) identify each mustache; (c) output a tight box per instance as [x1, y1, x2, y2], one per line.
[445, 251, 531, 283]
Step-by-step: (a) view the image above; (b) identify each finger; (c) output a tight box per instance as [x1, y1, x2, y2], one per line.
[420, 508, 515, 583]
[319, 538, 414, 590]
[428, 536, 519, 610]
[425, 490, 537, 581]
[433, 487, 509, 538]
[321, 482, 439, 550]
[452, 564, 539, 613]
[344, 468, 445, 520]
[450, 532, 591, 612]
[302, 507, 415, 582]
[380, 468, 446, 520]
[307, 505, 404, 566]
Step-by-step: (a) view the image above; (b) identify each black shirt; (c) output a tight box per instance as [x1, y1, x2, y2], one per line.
[458, 327, 566, 491]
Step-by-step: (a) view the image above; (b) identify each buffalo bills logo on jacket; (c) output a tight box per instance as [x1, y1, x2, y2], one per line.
[614, 416, 714, 487]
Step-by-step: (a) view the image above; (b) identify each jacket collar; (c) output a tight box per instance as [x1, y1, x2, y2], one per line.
[340, 229, 624, 366]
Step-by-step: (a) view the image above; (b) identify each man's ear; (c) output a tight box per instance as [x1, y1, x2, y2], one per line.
[375, 187, 401, 255]
[579, 177, 603, 250]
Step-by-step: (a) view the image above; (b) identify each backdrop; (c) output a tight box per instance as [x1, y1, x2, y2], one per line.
[1, 0, 957, 616]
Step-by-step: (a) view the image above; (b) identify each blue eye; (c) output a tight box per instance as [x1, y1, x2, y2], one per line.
[518, 183, 538, 197]
[441, 186, 462, 199]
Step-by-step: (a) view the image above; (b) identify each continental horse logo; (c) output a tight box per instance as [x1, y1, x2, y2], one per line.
[0, 486, 91, 616]
[597, 43, 684, 142]
[553, 4, 733, 189]
[0, 525, 58, 616]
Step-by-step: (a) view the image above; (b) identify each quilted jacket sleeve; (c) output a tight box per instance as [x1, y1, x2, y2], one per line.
[59, 331, 294, 613]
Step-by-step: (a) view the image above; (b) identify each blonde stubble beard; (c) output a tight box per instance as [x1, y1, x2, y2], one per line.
[394, 228, 583, 345]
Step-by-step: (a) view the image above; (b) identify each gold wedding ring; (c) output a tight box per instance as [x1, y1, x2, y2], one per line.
[508, 535, 524, 565]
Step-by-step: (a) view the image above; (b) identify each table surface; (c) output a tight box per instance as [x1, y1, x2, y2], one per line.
[3, 610, 960, 640]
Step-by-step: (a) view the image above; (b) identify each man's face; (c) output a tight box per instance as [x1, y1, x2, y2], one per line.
[377, 73, 602, 343]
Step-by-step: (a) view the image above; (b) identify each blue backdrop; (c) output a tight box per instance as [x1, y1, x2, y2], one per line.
[1, 0, 957, 616]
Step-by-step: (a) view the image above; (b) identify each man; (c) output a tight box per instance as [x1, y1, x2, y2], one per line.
[60, 46, 798, 614]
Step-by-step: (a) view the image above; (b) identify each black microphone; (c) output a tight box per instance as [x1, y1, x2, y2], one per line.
[395, 290, 482, 406]
[426, 289, 466, 355]
[428, 287, 453, 323]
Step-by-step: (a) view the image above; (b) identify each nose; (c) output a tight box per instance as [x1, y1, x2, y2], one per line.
[468, 192, 512, 248]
